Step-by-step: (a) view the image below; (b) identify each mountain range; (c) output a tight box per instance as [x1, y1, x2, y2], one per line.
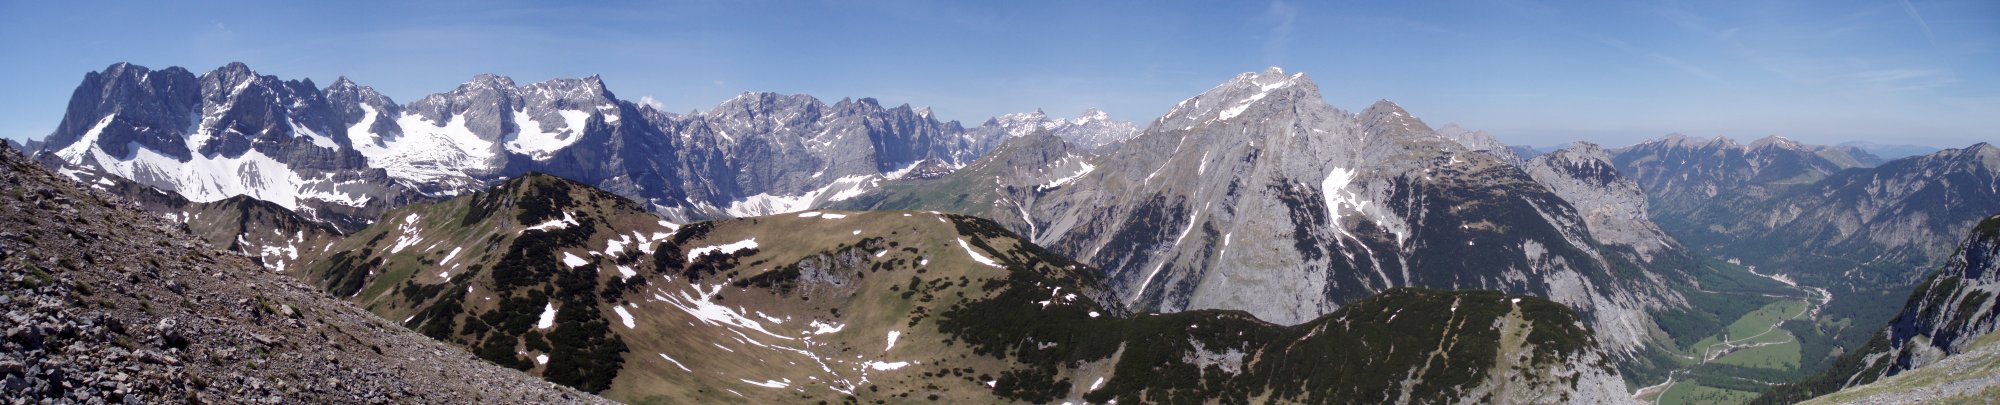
[32, 62, 1150, 232]
[15, 61, 2000, 404]
[840, 68, 1694, 364]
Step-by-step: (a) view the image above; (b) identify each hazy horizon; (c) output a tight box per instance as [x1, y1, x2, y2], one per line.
[3, 0, 1994, 148]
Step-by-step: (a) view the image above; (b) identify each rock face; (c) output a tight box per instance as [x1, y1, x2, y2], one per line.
[33, 62, 1007, 228]
[0, 144, 607, 403]
[842, 68, 1689, 356]
[1758, 214, 2000, 403]
[40, 62, 415, 231]
[1523, 142, 1678, 262]
[278, 168, 1629, 402]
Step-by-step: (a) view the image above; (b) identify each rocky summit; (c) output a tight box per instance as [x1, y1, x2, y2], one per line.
[0, 143, 606, 403]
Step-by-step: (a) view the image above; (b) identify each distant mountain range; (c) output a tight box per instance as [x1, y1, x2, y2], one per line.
[30, 62, 1142, 230]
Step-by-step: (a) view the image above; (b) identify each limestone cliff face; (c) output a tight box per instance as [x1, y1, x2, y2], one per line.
[1869, 214, 2000, 379]
[1525, 142, 1678, 262]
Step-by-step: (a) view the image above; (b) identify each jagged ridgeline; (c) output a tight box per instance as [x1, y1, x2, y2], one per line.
[278, 171, 1624, 403]
[32, 62, 1148, 231]
[1756, 214, 2000, 404]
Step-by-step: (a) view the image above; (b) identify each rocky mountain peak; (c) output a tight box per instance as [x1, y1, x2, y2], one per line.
[211, 61, 256, 80]
[520, 76, 615, 103]
[1160, 67, 1322, 124]
[1358, 99, 1432, 138]
[1555, 141, 1613, 163]
[1962, 142, 1999, 170]
[1433, 123, 1517, 160]
[466, 73, 518, 89]
[198, 62, 268, 94]
[324, 76, 394, 106]
[707, 92, 825, 119]
[841, 96, 883, 110]
[1073, 107, 1110, 124]
[1747, 135, 1803, 150]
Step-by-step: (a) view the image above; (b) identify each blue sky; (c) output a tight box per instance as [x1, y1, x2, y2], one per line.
[2, 0, 1994, 147]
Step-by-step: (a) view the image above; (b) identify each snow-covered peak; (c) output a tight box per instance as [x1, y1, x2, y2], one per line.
[1357, 99, 1431, 137]
[327, 76, 360, 91]
[465, 73, 518, 90]
[209, 62, 258, 82]
[706, 92, 827, 119]
[1163, 67, 1322, 123]
[1071, 108, 1111, 125]
[970, 107, 1139, 152]
[520, 76, 615, 105]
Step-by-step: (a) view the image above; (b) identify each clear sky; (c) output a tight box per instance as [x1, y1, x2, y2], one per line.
[2, 0, 1994, 147]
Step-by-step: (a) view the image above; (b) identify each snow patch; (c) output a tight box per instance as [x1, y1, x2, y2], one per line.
[561, 252, 589, 268]
[808, 320, 845, 335]
[536, 303, 557, 330]
[658, 353, 691, 372]
[504, 109, 591, 160]
[439, 247, 463, 265]
[1037, 162, 1096, 191]
[957, 238, 1002, 268]
[523, 211, 580, 232]
[686, 238, 759, 262]
[613, 306, 636, 329]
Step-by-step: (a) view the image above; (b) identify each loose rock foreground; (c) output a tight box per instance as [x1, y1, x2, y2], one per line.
[0, 144, 610, 404]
